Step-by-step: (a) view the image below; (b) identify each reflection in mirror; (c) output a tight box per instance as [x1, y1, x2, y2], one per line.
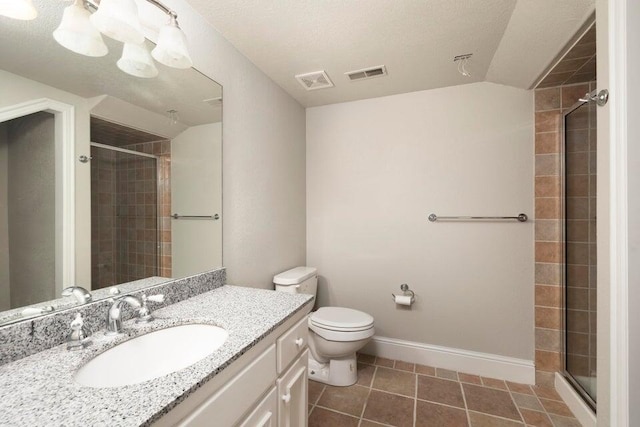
[0, 0, 222, 325]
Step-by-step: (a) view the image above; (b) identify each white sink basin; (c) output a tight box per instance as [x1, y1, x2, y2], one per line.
[74, 324, 228, 388]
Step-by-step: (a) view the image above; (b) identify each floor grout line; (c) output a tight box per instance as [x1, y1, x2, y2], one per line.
[459, 380, 473, 427]
[312, 354, 580, 427]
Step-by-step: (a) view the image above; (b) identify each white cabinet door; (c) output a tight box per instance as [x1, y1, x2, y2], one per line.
[238, 387, 277, 427]
[277, 350, 308, 427]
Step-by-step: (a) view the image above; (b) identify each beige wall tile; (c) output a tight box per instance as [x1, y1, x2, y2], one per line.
[535, 198, 561, 219]
[535, 176, 560, 197]
[535, 154, 560, 176]
[535, 307, 561, 329]
[535, 132, 560, 154]
[535, 111, 561, 133]
[535, 285, 561, 307]
[535, 88, 561, 111]
[535, 263, 561, 286]
[535, 220, 561, 242]
[535, 242, 561, 263]
[535, 328, 561, 352]
[535, 350, 561, 372]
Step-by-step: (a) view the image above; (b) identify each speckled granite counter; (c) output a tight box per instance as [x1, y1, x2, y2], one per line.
[0, 285, 314, 427]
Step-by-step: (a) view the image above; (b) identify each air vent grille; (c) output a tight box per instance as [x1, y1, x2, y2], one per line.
[346, 65, 387, 81]
[295, 71, 334, 91]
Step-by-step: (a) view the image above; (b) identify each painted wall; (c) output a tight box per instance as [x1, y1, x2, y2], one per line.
[0, 70, 91, 286]
[157, 0, 307, 287]
[0, 123, 9, 310]
[171, 122, 222, 277]
[6, 112, 56, 308]
[306, 82, 534, 359]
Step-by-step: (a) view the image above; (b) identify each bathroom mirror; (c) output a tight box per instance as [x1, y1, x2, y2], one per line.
[0, 0, 222, 325]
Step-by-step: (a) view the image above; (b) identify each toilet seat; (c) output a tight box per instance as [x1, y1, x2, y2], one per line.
[309, 307, 375, 342]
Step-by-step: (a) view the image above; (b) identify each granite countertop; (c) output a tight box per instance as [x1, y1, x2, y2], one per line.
[0, 285, 314, 427]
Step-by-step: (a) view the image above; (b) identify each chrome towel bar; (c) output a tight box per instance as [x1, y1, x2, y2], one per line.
[171, 213, 220, 220]
[428, 213, 528, 222]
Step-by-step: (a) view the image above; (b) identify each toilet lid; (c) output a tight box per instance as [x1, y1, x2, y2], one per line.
[310, 307, 374, 331]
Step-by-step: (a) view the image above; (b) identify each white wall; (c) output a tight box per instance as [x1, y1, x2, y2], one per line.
[156, 1, 307, 288]
[0, 70, 91, 286]
[307, 82, 534, 359]
[171, 122, 222, 276]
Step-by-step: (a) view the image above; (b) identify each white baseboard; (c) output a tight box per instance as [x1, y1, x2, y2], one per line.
[362, 336, 535, 384]
[555, 372, 596, 427]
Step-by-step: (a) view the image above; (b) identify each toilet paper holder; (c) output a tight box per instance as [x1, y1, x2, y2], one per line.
[391, 284, 415, 303]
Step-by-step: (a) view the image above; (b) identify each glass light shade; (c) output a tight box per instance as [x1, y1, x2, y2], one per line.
[117, 42, 158, 78]
[0, 0, 37, 20]
[53, 0, 108, 57]
[151, 18, 193, 69]
[90, 0, 144, 44]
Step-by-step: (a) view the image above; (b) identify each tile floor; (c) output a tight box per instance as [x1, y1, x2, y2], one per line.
[308, 354, 581, 427]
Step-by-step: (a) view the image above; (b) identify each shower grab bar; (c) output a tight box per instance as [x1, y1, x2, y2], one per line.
[428, 213, 528, 222]
[171, 213, 220, 220]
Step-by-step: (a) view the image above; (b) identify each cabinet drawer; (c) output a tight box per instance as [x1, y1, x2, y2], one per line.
[178, 345, 276, 427]
[277, 350, 308, 427]
[237, 387, 277, 427]
[277, 316, 308, 373]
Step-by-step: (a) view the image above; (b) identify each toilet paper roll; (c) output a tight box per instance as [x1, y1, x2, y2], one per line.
[394, 294, 413, 306]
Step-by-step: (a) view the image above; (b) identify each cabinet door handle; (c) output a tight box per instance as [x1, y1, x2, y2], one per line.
[282, 393, 291, 404]
[295, 338, 304, 347]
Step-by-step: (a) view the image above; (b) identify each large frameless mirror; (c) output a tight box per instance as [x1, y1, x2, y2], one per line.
[0, 0, 222, 325]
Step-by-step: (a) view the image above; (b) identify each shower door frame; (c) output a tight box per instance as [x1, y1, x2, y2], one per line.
[90, 142, 163, 283]
[561, 97, 597, 412]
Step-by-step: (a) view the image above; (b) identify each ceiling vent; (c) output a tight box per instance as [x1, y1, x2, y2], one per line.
[345, 65, 387, 81]
[295, 71, 334, 91]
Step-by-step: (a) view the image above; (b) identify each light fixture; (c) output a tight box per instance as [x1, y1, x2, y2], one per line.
[151, 15, 193, 69]
[89, 0, 144, 44]
[117, 42, 158, 78]
[53, 0, 108, 57]
[5, 0, 194, 78]
[454, 53, 472, 77]
[0, 0, 37, 20]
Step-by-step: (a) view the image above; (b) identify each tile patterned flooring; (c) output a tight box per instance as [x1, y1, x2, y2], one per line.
[308, 354, 581, 427]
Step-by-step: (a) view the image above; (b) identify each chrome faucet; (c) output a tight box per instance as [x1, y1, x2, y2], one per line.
[62, 286, 93, 304]
[106, 295, 143, 335]
[105, 293, 165, 335]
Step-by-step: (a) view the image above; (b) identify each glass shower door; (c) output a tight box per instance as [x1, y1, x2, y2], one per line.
[90, 145, 160, 289]
[563, 97, 597, 407]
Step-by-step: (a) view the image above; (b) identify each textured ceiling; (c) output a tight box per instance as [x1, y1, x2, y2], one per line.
[186, 0, 595, 107]
[0, 0, 222, 126]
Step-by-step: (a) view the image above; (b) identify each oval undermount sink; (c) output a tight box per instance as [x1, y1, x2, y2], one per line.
[74, 324, 228, 388]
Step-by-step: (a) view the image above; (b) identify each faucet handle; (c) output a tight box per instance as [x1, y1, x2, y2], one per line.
[67, 313, 91, 351]
[136, 294, 164, 323]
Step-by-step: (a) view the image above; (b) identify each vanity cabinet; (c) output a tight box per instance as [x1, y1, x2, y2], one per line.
[157, 314, 309, 427]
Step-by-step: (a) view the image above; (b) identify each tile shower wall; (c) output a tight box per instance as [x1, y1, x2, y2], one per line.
[534, 81, 597, 387]
[117, 140, 171, 282]
[91, 147, 117, 288]
[91, 140, 171, 289]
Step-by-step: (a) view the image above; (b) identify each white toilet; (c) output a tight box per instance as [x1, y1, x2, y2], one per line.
[274, 266, 375, 386]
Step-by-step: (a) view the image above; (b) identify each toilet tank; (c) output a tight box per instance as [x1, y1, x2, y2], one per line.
[273, 266, 318, 296]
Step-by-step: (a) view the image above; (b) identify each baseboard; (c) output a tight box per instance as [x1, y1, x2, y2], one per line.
[555, 372, 596, 427]
[361, 336, 535, 384]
